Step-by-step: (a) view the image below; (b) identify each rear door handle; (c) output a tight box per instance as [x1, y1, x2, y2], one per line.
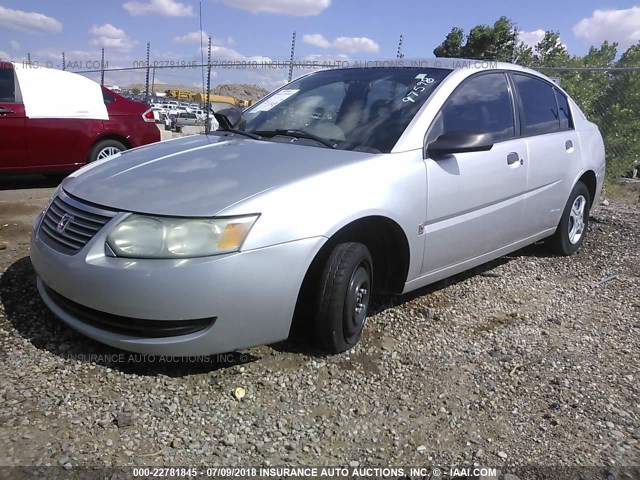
[507, 152, 521, 165]
[566, 140, 573, 150]
[0, 107, 14, 114]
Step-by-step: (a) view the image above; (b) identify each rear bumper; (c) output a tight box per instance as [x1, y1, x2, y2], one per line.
[104, 118, 161, 149]
[130, 122, 161, 147]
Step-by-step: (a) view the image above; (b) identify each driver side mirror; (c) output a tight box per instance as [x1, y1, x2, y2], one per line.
[427, 131, 494, 157]
[213, 105, 243, 129]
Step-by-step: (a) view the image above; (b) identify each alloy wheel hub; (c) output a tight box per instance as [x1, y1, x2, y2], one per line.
[568, 195, 586, 244]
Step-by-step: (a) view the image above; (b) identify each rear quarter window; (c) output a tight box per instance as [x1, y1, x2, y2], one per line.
[554, 89, 574, 130]
[0, 67, 15, 103]
[103, 91, 116, 105]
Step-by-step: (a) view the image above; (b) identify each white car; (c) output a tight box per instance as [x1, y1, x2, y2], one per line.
[194, 109, 215, 122]
[30, 60, 605, 356]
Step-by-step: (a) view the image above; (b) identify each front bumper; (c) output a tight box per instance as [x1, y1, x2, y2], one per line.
[31, 210, 325, 356]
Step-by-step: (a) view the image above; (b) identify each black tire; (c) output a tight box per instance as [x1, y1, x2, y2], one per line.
[547, 182, 591, 256]
[314, 242, 373, 354]
[88, 139, 126, 163]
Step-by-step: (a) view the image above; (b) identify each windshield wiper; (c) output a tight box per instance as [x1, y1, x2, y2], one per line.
[253, 129, 337, 149]
[212, 111, 262, 140]
[217, 128, 262, 140]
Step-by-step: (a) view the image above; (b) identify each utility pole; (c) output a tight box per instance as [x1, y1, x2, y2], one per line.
[144, 42, 150, 99]
[288, 31, 296, 82]
[396, 34, 404, 59]
[100, 48, 105, 85]
[62, 52, 66, 71]
[199, 1, 206, 101]
[205, 36, 212, 134]
[151, 66, 156, 96]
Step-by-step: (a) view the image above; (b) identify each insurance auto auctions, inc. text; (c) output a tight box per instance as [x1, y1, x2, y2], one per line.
[235, 466, 498, 477]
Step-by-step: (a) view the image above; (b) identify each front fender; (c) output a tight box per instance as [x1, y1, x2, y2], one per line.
[222, 149, 427, 280]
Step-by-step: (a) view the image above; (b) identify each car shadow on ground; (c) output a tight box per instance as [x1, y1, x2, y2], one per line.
[380, 240, 554, 307]
[1, 241, 558, 368]
[0, 257, 259, 377]
[278, 239, 556, 355]
[0, 174, 64, 191]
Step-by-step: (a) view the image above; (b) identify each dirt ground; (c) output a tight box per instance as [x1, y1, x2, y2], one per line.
[0, 175, 639, 479]
[0, 175, 60, 268]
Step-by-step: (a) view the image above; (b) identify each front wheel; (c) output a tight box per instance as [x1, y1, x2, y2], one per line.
[314, 242, 373, 354]
[547, 182, 591, 256]
[88, 139, 126, 163]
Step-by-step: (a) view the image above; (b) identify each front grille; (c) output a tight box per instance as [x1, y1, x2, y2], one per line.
[39, 194, 115, 255]
[44, 284, 216, 338]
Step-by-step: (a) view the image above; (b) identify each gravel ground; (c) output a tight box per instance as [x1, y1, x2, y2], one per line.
[0, 177, 639, 478]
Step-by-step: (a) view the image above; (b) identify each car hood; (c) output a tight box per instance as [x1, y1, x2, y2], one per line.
[63, 134, 373, 217]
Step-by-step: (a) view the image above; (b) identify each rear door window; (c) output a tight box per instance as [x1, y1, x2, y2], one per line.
[513, 74, 560, 136]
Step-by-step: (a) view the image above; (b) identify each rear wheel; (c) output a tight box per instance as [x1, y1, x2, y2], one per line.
[547, 182, 591, 256]
[314, 242, 372, 354]
[88, 139, 126, 163]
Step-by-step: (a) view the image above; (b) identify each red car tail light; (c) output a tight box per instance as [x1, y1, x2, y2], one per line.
[142, 109, 156, 123]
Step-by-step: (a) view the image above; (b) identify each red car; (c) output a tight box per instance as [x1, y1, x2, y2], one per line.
[0, 62, 160, 174]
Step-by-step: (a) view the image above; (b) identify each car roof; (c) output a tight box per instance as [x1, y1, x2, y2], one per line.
[11, 63, 108, 120]
[317, 57, 531, 71]
[298, 58, 561, 96]
[306, 58, 551, 82]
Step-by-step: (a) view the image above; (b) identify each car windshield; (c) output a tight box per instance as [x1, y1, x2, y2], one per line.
[239, 67, 451, 153]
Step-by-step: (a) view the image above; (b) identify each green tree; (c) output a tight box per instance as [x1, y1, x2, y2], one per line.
[433, 27, 464, 58]
[465, 17, 517, 61]
[513, 41, 534, 66]
[433, 17, 517, 61]
[534, 31, 569, 66]
[513, 31, 570, 68]
[558, 41, 617, 117]
[583, 41, 618, 66]
[432, 18, 639, 179]
[598, 44, 640, 178]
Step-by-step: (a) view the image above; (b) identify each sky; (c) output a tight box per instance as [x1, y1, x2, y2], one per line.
[0, 0, 639, 89]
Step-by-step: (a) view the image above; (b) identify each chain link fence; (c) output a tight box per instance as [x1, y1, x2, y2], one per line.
[83, 61, 640, 179]
[75, 60, 312, 104]
[10, 51, 637, 180]
[540, 65, 640, 179]
[94, 59, 640, 178]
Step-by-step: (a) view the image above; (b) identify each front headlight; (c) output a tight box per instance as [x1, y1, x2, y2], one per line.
[106, 214, 259, 258]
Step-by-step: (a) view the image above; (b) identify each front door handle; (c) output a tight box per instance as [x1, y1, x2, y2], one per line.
[0, 107, 14, 115]
[507, 152, 520, 165]
[566, 140, 573, 150]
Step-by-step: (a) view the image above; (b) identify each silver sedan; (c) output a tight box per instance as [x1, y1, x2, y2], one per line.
[31, 59, 606, 356]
